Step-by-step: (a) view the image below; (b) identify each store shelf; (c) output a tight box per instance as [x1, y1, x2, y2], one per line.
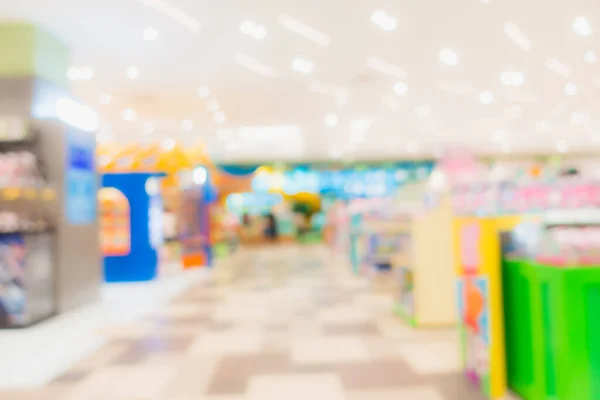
[0, 187, 56, 202]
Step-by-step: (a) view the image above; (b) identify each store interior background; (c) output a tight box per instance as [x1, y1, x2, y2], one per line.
[1, 0, 600, 399]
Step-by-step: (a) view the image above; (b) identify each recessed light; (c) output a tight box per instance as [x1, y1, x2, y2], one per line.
[367, 58, 406, 79]
[573, 17, 592, 37]
[207, 100, 220, 112]
[292, 57, 314, 74]
[479, 91, 493, 105]
[122, 108, 137, 122]
[98, 93, 112, 105]
[252, 26, 267, 40]
[181, 119, 194, 131]
[371, 10, 396, 32]
[233, 52, 276, 78]
[556, 140, 569, 153]
[585, 50, 597, 64]
[565, 82, 578, 96]
[504, 22, 532, 51]
[196, 86, 210, 98]
[545, 57, 572, 79]
[325, 113, 339, 128]
[213, 111, 226, 124]
[127, 66, 139, 79]
[240, 20, 267, 39]
[439, 48, 459, 66]
[394, 82, 408, 96]
[136, 0, 201, 34]
[277, 14, 331, 47]
[143, 27, 158, 41]
[79, 66, 94, 80]
[501, 71, 525, 86]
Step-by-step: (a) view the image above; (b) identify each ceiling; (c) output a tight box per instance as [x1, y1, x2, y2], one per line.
[2, 0, 600, 162]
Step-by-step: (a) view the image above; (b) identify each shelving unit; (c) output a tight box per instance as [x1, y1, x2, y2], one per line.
[0, 118, 57, 328]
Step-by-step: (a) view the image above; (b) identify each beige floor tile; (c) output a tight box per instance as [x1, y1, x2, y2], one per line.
[75, 343, 130, 370]
[114, 365, 178, 398]
[397, 341, 461, 374]
[159, 355, 220, 397]
[247, 374, 346, 400]
[347, 387, 446, 400]
[290, 336, 371, 365]
[188, 331, 263, 355]
[317, 306, 370, 325]
[95, 322, 152, 339]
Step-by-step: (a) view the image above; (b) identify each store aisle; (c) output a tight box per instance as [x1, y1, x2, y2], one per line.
[1, 246, 488, 400]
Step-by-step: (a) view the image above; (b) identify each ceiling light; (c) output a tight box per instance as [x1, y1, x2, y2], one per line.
[573, 17, 592, 37]
[504, 22, 532, 51]
[565, 82, 578, 96]
[371, 10, 397, 32]
[135, 0, 201, 34]
[309, 82, 347, 97]
[439, 48, 459, 66]
[240, 20, 267, 39]
[79, 67, 94, 80]
[122, 108, 138, 122]
[196, 86, 210, 98]
[127, 66, 140, 79]
[162, 137, 176, 151]
[252, 26, 268, 39]
[233, 52, 276, 78]
[556, 140, 569, 153]
[207, 100, 220, 112]
[143, 27, 159, 41]
[325, 113, 339, 128]
[570, 111, 590, 125]
[479, 91, 493, 105]
[585, 50, 597, 64]
[292, 57, 314, 74]
[545, 57, 572, 79]
[240, 20, 255, 35]
[277, 14, 331, 47]
[501, 71, 525, 86]
[394, 82, 408, 96]
[213, 111, 226, 124]
[98, 93, 112, 105]
[181, 119, 194, 131]
[367, 57, 406, 79]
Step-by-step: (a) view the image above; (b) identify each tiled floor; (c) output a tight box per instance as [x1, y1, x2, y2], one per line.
[0, 245, 489, 400]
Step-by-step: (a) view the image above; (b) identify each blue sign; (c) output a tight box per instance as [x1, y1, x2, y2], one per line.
[66, 130, 97, 225]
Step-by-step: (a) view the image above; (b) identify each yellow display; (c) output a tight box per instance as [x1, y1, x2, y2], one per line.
[453, 215, 521, 399]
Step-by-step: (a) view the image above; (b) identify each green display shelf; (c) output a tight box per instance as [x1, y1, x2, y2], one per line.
[503, 259, 600, 400]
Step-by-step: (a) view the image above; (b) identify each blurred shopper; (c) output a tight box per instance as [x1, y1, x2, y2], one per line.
[264, 212, 278, 241]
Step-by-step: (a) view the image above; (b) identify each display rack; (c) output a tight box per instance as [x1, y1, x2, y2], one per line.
[0, 118, 57, 328]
